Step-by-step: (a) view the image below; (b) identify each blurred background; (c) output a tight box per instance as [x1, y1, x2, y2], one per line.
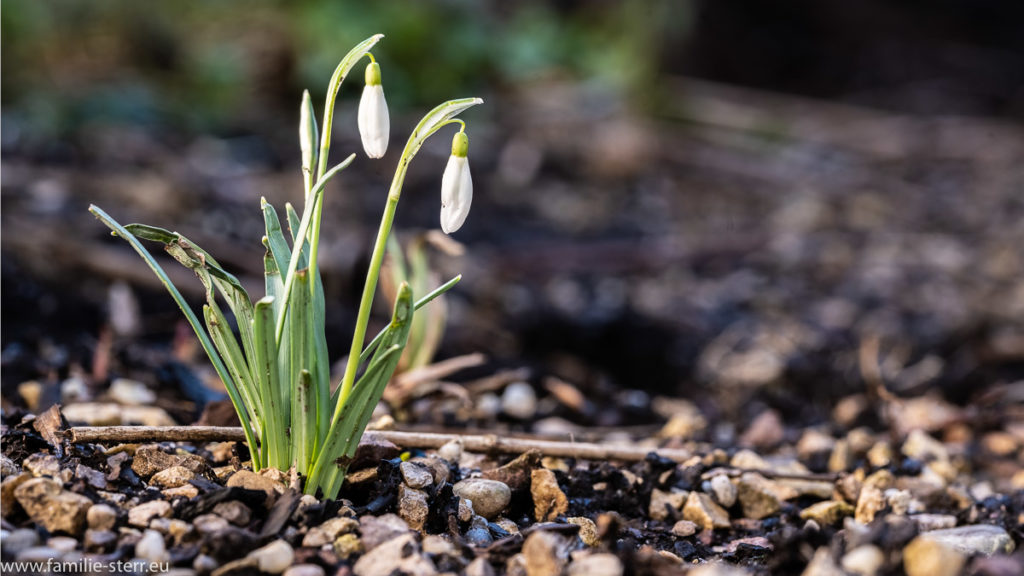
[3, 1, 1024, 432]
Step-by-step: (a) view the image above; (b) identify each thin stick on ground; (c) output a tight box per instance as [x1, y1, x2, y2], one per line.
[66, 426, 694, 463]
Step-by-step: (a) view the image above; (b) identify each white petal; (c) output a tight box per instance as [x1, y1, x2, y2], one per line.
[358, 84, 389, 158]
[440, 156, 472, 234]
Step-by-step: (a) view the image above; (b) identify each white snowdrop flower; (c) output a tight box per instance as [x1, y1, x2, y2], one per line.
[357, 61, 389, 158]
[440, 131, 472, 234]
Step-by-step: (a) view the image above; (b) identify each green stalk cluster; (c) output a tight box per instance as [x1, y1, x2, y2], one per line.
[89, 34, 481, 498]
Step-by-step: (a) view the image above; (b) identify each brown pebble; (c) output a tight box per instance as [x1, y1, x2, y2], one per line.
[531, 468, 569, 522]
[683, 492, 730, 530]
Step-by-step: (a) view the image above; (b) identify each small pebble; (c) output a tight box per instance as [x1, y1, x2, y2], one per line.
[0, 455, 20, 477]
[567, 553, 624, 576]
[84, 529, 117, 552]
[904, 537, 965, 576]
[567, 517, 599, 546]
[359, 513, 411, 551]
[213, 501, 252, 526]
[108, 378, 157, 405]
[23, 454, 61, 478]
[476, 393, 502, 418]
[800, 500, 855, 526]
[248, 539, 294, 574]
[841, 545, 884, 576]
[399, 461, 434, 489]
[466, 527, 493, 547]
[683, 492, 731, 530]
[421, 534, 457, 556]
[398, 485, 429, 532]
[128, 500, 172, 527]
[916, 525, 1015, 557]
[284, 565, 325, 576]
[193, 513, 230, 534]
[910, 513, 957, 532]
[736, 473, 782, 520]
[60, 376, 90, 403]
[333, 533, 363, 560]
[303, 517, 359, 547]
[501, 382, 538, 419]
[522, 530, 571, 576]
[803, 547, 844, 576]
[353, 533, 433, 576]
[855, 485, 885, 524]
[135, 529, 169, 563]
[163, 485, 200, 499]
[466, 557, 496, 576]
[458, 497, 475, 522]
[494, 517, 520, 534]
[671, 520, 698, 537]
[16, 547, 63, 563]
[438, 439, 463, 463]
[649, 488, 687, 521]
[2, 528, 40, 557]
[453, 479, 512, 519]
[150, 466, 197, 488]
[193, 554, 219, 574]
[902, 430, 949, 462]
[532, 468, 569, 522]
[885, 488, 912, 515]
[708, 475, 737, 508]
[46, 536, 78, 553]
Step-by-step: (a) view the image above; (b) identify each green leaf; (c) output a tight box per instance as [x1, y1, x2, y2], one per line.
[262, 198, 292, 275]
[90, 205, 262, 469]
[253, 297, 288, 470]
[398, 98, 484, 166]
[310, 283, 414, 498]
[286, 203, 303, 246]
[204, 301, 262, 437]
[287, 269, 316, 474]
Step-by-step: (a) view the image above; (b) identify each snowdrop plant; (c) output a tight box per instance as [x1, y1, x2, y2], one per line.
[89, 34, 482, 498]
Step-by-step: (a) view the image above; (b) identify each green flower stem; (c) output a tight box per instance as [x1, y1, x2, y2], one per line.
[332, 98, 483, 415]
[334, 193, 399, 409]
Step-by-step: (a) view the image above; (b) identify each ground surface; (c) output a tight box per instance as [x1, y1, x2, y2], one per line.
[2, 80, 1024, 574]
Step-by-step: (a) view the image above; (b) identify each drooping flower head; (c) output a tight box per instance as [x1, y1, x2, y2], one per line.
[440, 131, 472, 234]
[358, 61, 389, 158]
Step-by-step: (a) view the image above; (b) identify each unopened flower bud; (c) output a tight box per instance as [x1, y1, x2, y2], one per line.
[358, 61, 389, 158]
[440, 131, 472, 234]
[299, 90, 318, 177]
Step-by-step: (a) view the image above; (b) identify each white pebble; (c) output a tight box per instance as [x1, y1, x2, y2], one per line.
[249, 539, 294, 574]
[135, 530, 169, 563]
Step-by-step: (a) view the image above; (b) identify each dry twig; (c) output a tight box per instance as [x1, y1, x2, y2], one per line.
[67, 425, 693, 463]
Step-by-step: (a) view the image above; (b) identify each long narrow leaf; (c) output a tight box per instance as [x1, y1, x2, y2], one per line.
[89, 205, 261, 467]
[313, 344, 403, 498]
[276, 155, 355, 342]
[261, 199, 292, 276]
[129, 223, 261, 397]
[253, 297, 288, 470]
[287, 270, 316, 473]
[311, 283, 414, 497]
[204, 302, 262, 437]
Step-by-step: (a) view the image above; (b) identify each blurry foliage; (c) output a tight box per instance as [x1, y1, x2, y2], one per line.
[2, 0, 686, 147]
